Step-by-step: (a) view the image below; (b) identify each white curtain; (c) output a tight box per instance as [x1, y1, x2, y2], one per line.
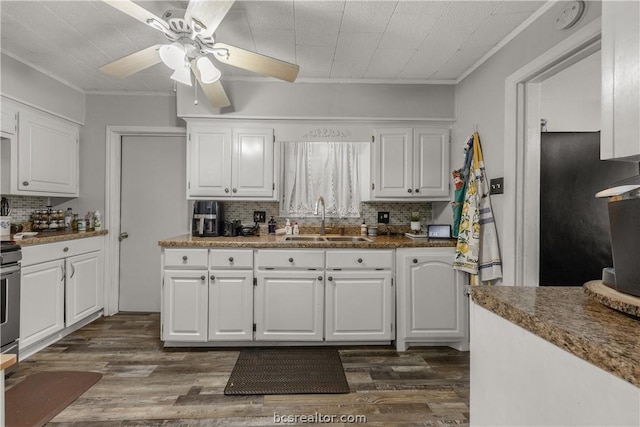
[282, 142, 361, 217]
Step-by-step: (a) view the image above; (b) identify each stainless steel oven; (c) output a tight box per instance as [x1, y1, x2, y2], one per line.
[1, 240, 21, 376]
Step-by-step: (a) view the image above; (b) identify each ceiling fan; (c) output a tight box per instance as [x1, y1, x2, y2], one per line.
[98, 0, 300, 108]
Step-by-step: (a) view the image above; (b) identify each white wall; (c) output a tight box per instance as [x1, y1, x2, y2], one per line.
[0, 53, 85, 124]
[540, 51, 601, 132]
[431, 1, 602, 281]
[78, 94, 182, 216]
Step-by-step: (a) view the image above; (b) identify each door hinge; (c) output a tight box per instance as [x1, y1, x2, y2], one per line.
[371, 135, 375, 143]
[371, 183, 375, 191]
[253, 323, 256, 332]
[272, 182, 275, 190]
[188, 133, 191, 141]
[253, 277, 257, 286]
[273, 134, 276, 143]
[391, 278, 394, 287]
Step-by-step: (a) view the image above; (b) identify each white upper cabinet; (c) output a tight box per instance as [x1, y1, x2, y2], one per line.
[186, 121, 275, 199]
[601, 1, 640, 161]
[372, 127, 450, 200]
[1, 104, 79, 196]
[1, 103, 17, 135]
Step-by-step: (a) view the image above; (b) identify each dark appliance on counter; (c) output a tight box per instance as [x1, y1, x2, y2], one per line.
[596, 175, 640, 297]
[192, 201, 224, 237]
[1, 240, 21, 376]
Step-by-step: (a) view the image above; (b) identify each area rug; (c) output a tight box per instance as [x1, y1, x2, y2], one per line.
[5, 371, 102, 427]
[224, 348, 350, 395]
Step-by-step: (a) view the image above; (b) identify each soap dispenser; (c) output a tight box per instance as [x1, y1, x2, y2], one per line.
[285, 219, 292, 235]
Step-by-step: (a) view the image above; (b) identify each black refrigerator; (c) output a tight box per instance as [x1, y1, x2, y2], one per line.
[539, 131, 639, 286]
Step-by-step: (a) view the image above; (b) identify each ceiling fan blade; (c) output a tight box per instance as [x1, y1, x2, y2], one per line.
[190, 60, 231, 108]
[101, 0, 169, 31]
[213, 43, 299, 82]
[185, 0, 235, 38]
[99, 45, 163, 78]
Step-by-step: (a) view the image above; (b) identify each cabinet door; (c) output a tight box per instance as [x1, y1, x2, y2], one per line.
[601, 1, 640, 161]
[255, 270, 323, 341]
[17, 110, 79, 195]
[397, 249, 468, 341]
[187, 125, 232, 197]
[413, 128, 450, 199]
[1, 103, 17, 135]
[325, 270, 393, 341]
[372, 128, 413, 198]
[162, 270, 208, 342]
[232, 128, 274, 197]
[208, 270, 253, 341]
[66, 251, 104, 327]
[20, 260, 65, 349]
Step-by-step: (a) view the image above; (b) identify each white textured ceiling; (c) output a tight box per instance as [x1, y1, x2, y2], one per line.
[0, 0, 546, 93]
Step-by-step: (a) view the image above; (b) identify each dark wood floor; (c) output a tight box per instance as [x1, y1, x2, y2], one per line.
[6, 313, 469, 426]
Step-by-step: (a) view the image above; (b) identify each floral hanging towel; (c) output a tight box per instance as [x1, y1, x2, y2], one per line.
[453, 146, 480, 275]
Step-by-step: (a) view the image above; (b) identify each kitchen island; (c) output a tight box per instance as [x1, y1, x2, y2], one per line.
[470, 286, 640, 426]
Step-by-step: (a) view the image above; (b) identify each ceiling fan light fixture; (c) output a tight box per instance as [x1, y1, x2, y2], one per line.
[170, 63, 193, 86]
[159, 42, 187, 70]
[196, 56, 221, 83]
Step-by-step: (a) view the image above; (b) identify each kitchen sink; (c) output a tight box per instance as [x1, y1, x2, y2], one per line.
[281, 235, 373, 243]
[282, 235, 327, 242]
[324, 236, 372, 242]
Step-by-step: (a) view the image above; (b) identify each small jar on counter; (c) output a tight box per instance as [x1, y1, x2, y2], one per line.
[85, 212, 94, 232]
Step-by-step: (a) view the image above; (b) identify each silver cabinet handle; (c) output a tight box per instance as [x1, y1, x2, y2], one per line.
[119, 232, 129, 241]
[318, 276, 323, 281]
[415, 189, 420, 193]
[210, 275, 215, 281]
[70, 263, 76, 279]
[200, 275, 206, 281]
[22, 181, 29, 186]
[288, 257, 294, 263]
[63, 247, 69, 252]
[183, 256, 188, 261]
[228, 257, 234, 262]
[232, 188, 237, 193]
[60, 265, 65, 281]
[357, 258, 363, 263]
[407, 188, 413, 193]
[413, 259, 418, 264]
[328, 276, 333, 281]
[225, 188, 230, 193]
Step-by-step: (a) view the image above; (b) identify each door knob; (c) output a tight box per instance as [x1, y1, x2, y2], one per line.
[119, 232, 129, 241]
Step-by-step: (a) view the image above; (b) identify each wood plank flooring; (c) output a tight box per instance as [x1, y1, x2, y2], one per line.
[5, 314, 469, 426]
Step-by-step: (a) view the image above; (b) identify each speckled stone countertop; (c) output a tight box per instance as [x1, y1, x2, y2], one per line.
[158, 233, 457, 249]
[7, 230, 108, 246]
[472, 286, 640, 388]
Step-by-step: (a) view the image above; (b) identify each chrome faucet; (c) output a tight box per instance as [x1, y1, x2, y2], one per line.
[314, 196, 326, 235]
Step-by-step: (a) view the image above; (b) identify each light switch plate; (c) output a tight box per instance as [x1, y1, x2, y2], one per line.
[253, 211, 266, 223]
[490, 177, 504, 195]
[377, 211, 390, 224]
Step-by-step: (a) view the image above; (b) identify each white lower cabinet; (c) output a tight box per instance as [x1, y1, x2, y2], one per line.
[66, 251, 104, 327]
[208, 250, 254, 341]
[325, 250, 394, 341]
[255, 270, 324, 341]
[20, 236, 105, 355]
[396, 247, 469, 351]
[162, 270, 208, 342]
[20, 260, 65, 349]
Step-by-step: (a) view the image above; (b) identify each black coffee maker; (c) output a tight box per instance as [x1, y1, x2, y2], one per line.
[192, 201, 223, 237]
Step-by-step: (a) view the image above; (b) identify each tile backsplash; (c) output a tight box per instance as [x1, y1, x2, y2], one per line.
[0, 195, 49, 222]
[221, 201, 433, 227]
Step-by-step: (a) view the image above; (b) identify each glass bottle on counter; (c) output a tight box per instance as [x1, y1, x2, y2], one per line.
[85, 211, 95, 232]
[64, 208, 73, 230]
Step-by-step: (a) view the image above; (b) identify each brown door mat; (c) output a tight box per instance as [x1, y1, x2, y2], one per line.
[224, 348, 350, 395]
[5, 371, 102, 427]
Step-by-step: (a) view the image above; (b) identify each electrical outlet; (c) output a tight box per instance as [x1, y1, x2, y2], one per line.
[253, 211, 266, 223]
[490, 177, 504, 195]
[377, 211, 390, 224]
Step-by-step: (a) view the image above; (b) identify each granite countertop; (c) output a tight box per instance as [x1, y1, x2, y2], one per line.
[471, 286, 640, 387]
[158, 233, 457, 249]
[8, 229, 108, 246]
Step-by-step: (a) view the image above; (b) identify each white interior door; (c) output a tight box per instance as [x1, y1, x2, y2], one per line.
[120, 135, 188, 312]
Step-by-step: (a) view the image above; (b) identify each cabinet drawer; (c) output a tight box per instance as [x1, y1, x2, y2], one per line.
[255, 250, 324, 269]
[164, 248, 208, 269]
[209, 249, 253, 269]
[326, 250, 393, 270]
[21, 236, 104, 267]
